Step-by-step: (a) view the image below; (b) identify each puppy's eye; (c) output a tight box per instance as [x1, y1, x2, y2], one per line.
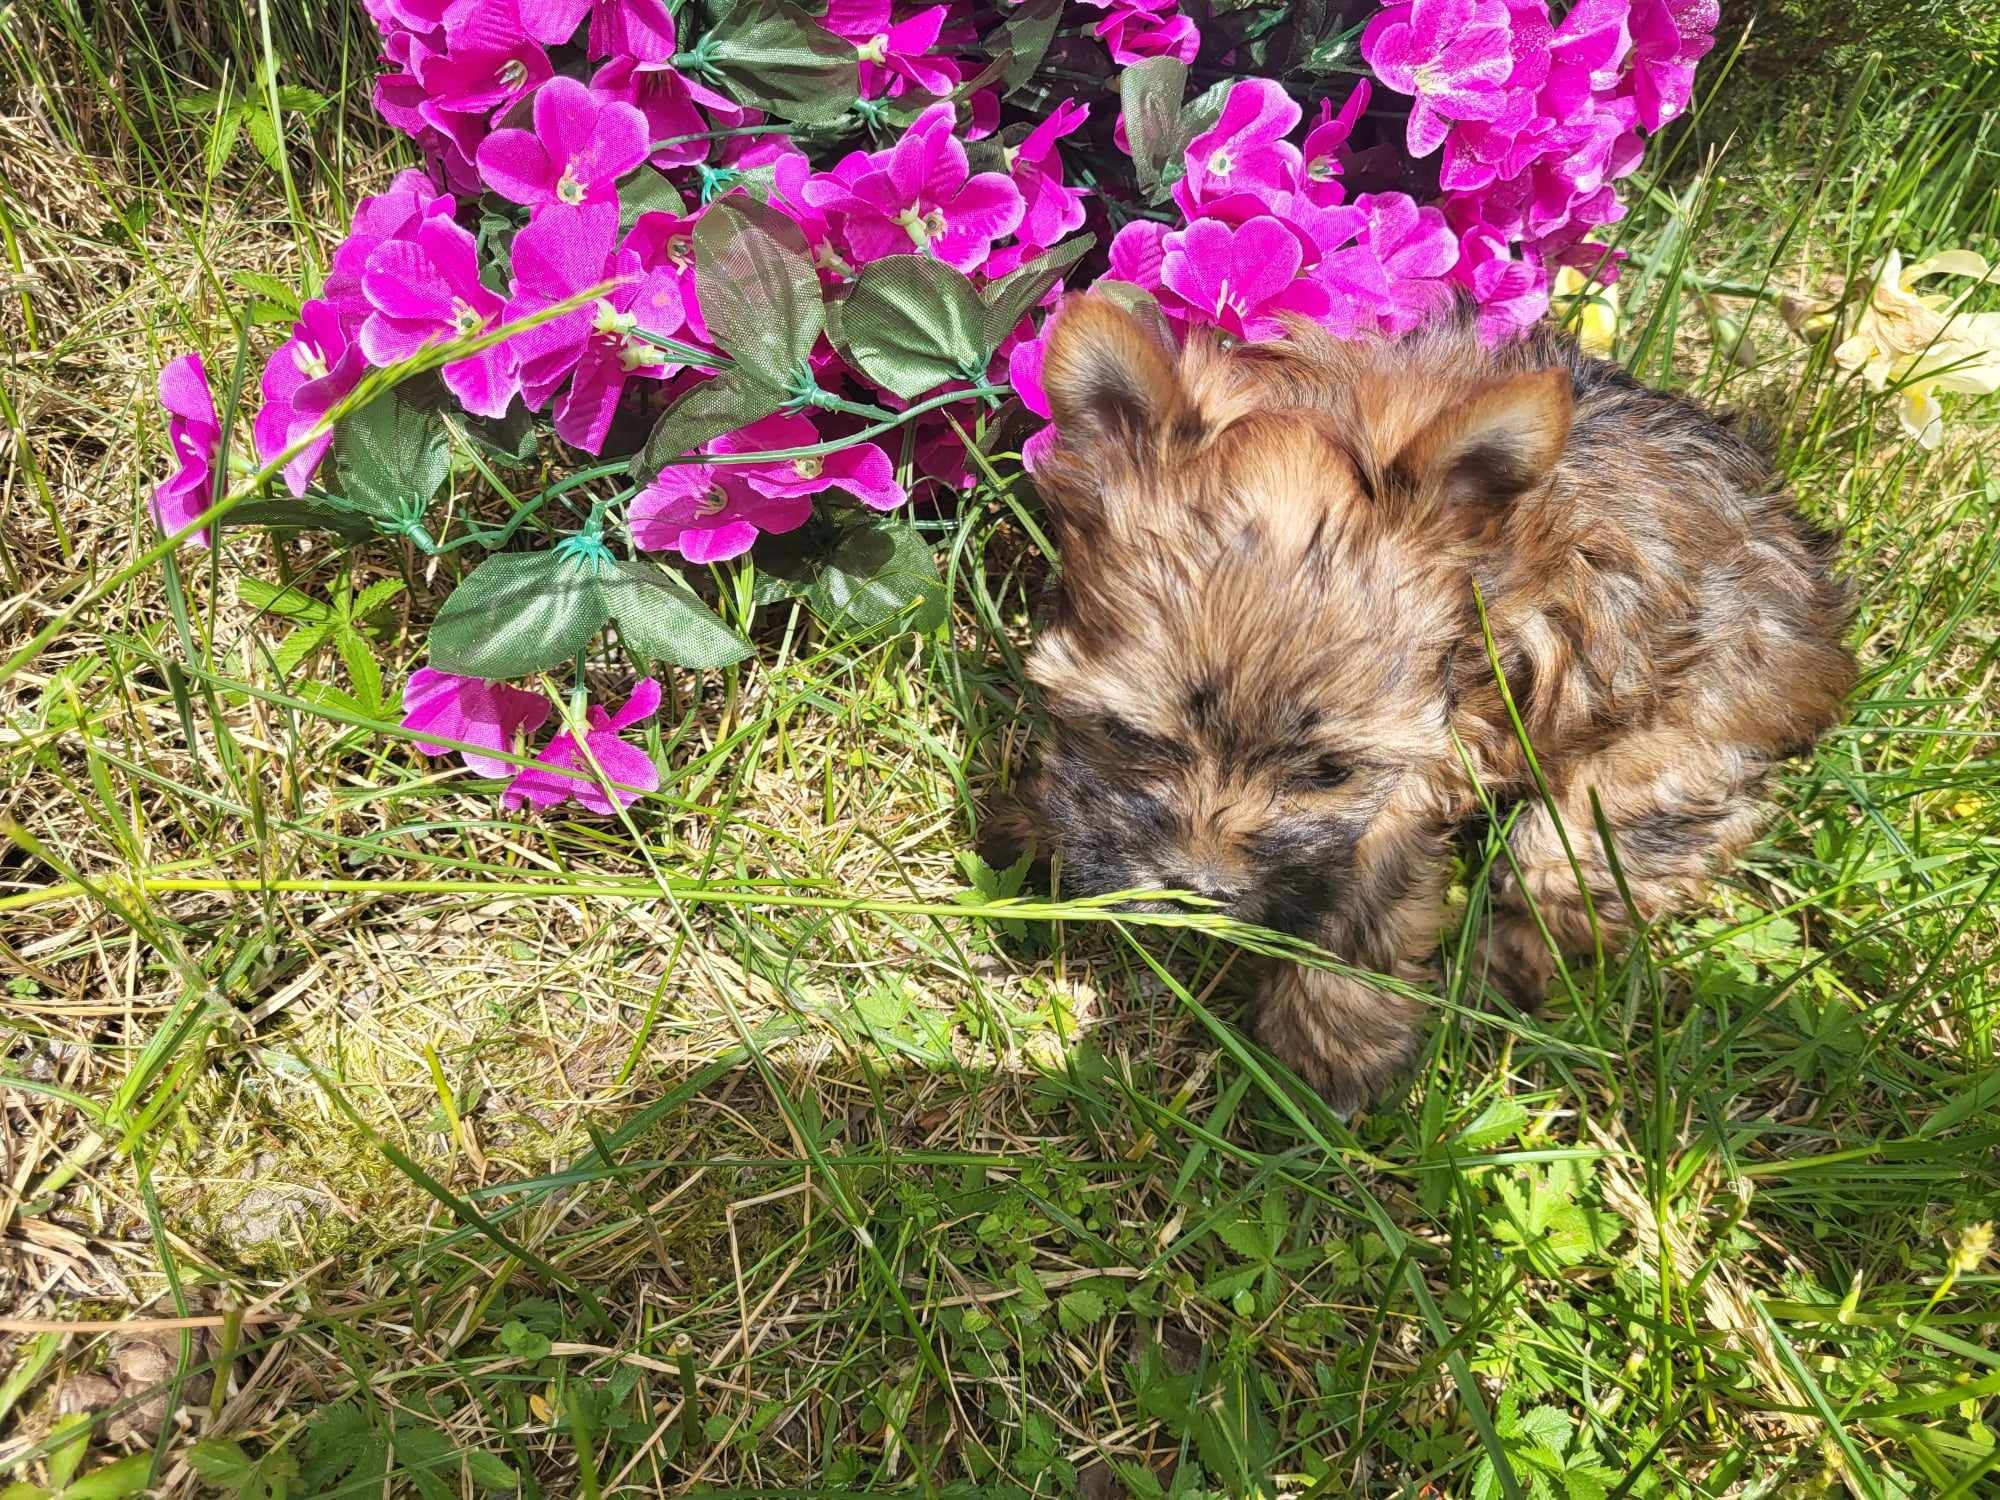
[1307, 757, 1352, 789]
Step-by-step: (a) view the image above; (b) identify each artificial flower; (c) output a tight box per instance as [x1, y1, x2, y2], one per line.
[476, 75, 651, 210]
[254, 299, 368, 496]
[402, 668, 553, 775]
[502, 678, 662, 813]
[152, 353, 221, 546]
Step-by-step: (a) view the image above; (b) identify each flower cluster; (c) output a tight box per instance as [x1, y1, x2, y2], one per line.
[148, 0, 1730, 817]
[1365, 0, 1718, 335]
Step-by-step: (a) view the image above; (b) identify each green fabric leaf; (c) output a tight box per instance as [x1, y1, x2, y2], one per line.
[808, 517, 949, 635]
[635, 370, 786, 480]
[697, 0, 858, 125]
[838, 255, 988, 399]
[223, 497, 382, 546]
[980, 234, 1095, 349]
[695, 194, 824, 376]
[333, 391, 450, 522]
[1001, 0, 1064, 91]
[455, 403, 539, 465]
[619, 167, 687, 231]
[603, 559, 755, 669]
[1119, 57, 1191, 198]
[428, 551, 609, 679]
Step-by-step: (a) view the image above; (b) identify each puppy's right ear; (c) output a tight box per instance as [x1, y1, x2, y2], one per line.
[1041, 294, 1194, 451]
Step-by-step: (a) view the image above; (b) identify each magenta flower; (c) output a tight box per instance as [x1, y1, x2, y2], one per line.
[324, 171, 455, 320]
[1357, 192, 1461, 334]
[412, 0, 553, 122]
[402, 668, 553, 776]
[520, 0, 678, 63]
[1006, 99, 1090, 254]
[254, 299, 367, 496]
[360, 217, 521, 418]
[502, 679, 661, 814]
[504, 203, 687, 453]
[1108, 219, 1170, 293]
[630, 460, 812, 563]
[1628, 0, 1717, 130]
[715, 413, 906, 511]
[591, 56, 762, 171]
[1177, 79, 1302, 212]
[153, 353, 220, 547]
[1159, 217, 1332, 341]
[801, 103, 1023, 273]
[1362, 0, 1520, 158]
[476, 76, 650, 210]
[1300, 81, 1371, 207]
[1007, 333, 1058, 471]
[1077, 0, 1198, 65]
[823, 0, 960, 100]
[1450, 217, 1551, 340]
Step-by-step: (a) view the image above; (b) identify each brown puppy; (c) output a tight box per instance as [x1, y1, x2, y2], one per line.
[999, 293, 1855, 1111]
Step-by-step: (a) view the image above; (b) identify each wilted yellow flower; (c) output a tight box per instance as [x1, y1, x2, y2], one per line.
[1951, 1222, 1994, 1277]
[1551, 266, 1619, 356]
[1832, 248, 2000, 448]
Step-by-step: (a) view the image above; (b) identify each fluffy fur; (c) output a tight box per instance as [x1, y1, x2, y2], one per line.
[992, 293, 1856, 1111]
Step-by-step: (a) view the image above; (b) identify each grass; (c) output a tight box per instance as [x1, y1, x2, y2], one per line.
[3, 7, 1999, 1497]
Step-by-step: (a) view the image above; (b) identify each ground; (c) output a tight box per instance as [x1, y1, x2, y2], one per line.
[2, 7, 1999, 1499]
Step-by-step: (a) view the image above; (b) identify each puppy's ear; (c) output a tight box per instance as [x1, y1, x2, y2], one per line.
[1389, 368, 1572, 510]
[1041, 293, 1195, 451]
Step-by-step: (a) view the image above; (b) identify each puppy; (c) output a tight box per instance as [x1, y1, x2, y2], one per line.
[996, 294, 1855, 1111]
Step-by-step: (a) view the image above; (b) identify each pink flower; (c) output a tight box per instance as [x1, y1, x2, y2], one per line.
[476, 76, 650, 210]
[1362, 0, 1520, 158]
[1159, 216, 1332, 340]
[1076, 0, 1198, 65]
[519, 0, 678, 63]
[1007, 332, 1058, 471]
[822, 0, 961, 100]
[1450, 216, 1551, 340]
[401, 668, 553, 775]
[1177, 79, 1302, 212]
[1628, 0, 1717, 130]
[254, 299, 367, 496]
[324, 171, 455, 319]
[153, 353, 220, 547]
[504, 203, 686, 453]
[1108, 219, 1170, 292]
[1357, 192, 1461, 334]
[412, 0, 553, 123]
[801, 103, 1023, 273]
[1300, 81, 1371, 207]
[629, 459, 813, 563]
[502, 679, 661, 814]
[1006, 99, 1090, 255]
[360, 217, 521, 418]
[715, 412, 905, 511]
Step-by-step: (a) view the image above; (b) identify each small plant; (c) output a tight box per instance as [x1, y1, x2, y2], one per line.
[147, 0, 1717, 817]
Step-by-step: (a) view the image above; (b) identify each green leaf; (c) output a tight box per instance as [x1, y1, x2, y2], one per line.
[336, 629, 386, 715]
[1119, 57, 1191, 198]
[238, 578, 331, 623]
[61, 1456, 156, 1500]
[350, 576, 407, 620]
[271, 619, 333, 679]
[980, 234, 1095, 349]
[694, 194, 824, 375]
[454, 403, 539, 466]
[838, 256, 987, 399]
[232, 271, 302, 319]
[619, 167, 688, 230]
[299, 1403, 387, 1497]
[1001, 0, 1064, 91]
[462, 1451, 519, 1493]
[205, 107, 246, 180]
[187, 1439, 298, 1500]
[223, 496, 381, 546]
[45, 1413, 89, 1492]
[428, 550, 609, 679]
[696, 0, 858, 125]
[498, 1320, 552, 1361]
[808, 517, 949, 635]
[603, 560, 754, 669]
[242, 104, 283, 170]
[1056, 1287, 1107, 1332]
[333, 392, 452, 522]
[635, 370, 785, 479]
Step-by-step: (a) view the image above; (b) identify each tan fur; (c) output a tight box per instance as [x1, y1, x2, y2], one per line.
[1002, 294, 1856, 1111]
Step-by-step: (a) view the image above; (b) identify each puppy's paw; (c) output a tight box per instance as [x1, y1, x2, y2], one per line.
[1253, 965, 1423, 1116]
[1468, 918, 1557, 1012]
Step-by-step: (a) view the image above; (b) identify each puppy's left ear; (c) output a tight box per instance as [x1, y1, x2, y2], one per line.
[1389, 368, 1573, 509]
[1041, 293, 1196, 452]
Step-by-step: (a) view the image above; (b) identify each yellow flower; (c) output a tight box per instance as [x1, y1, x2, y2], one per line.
[1552, 266, 1619, 356]
[1832, 248, 2000, 448]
